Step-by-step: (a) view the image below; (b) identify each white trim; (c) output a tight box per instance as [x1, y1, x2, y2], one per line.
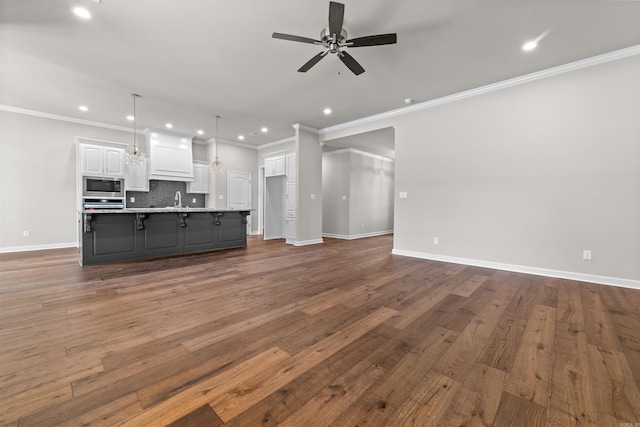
[320, 44, 640, 137]
[287, 238, 324, 246]
[261, 148, 295, 158]
[203, 137, 259, 150]
[0, 104, 142, 134]
[75, 136, 129, 149]
[258, 137, 296, 150]
[292, 123, 320, 134]
[0, 242, 78, 254]
[323, 230, 393, 240]
[391, 249, 640, 291]
[322, 148, 394, 162]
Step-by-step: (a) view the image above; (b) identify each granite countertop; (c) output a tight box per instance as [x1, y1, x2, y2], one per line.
[81, 208, 251, 214]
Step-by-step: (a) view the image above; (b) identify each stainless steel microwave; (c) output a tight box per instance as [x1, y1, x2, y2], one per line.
[83, 176, 125, 198]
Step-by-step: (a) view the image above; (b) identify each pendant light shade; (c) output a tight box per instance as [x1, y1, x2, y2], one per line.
[210, 115, 224, 174]
[126, 93, 145, 165]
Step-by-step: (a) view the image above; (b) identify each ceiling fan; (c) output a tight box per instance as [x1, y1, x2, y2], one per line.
[272, 1, 397, 76]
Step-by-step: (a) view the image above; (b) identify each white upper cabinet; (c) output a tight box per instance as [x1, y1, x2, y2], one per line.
[265, 155, 286, 177]
[187, 162, 209, 194]
[147, 130, 194, 182]
[79, 142, 125, 178]
[125, 156, 149, 191]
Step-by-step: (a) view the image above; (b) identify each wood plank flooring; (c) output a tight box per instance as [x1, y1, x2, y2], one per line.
[1, 235, 640, 426]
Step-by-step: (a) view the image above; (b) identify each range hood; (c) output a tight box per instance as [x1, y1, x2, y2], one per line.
[146, 129, 195, 182]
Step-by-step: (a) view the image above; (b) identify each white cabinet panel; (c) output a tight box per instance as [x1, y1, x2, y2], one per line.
[286, 216, 296, 240]
[187, 163, 209, 194]
[125, 156, 148, 191]
[228, 171, 251, 210]
[265, 155, 285, 177]
[104, 147, 125, 176]
[80, 143, 125, 178]
[286, 154, 296, 181]
[286, 181, 296, 211]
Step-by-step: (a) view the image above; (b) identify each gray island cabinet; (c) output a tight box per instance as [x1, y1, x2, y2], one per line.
[81, 209, 250, 265]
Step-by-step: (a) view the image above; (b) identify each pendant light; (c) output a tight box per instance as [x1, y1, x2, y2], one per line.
[210, 115, 224, 174]
[126, 93, 145, 165]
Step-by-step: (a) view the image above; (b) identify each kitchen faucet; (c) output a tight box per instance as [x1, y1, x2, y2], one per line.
[174, 190, 182, 208]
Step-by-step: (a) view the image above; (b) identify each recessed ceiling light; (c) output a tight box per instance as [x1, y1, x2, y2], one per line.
[323, 108, 332, 115]
[261, 127, 268, 133]
[78, 105, 88, 112]
[238, 135, 245, 140]
[165, 123, 173, 129]
[522, 40, 538, 51]
[71, 7, 92, 19]
[126, 115, 134, 121]
[197, 130, 204, 135]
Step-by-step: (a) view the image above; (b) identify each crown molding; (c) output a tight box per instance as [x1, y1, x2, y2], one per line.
[322, 148, 394, 162]
[200, 137, 258, 150]
[292, 123, 320, 134]
[258, 136, 296, 150]
[320, 44, 640, 136]
[0, 104, 142, 134]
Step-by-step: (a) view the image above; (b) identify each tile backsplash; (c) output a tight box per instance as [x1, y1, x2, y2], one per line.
[126, 180, 205, 208]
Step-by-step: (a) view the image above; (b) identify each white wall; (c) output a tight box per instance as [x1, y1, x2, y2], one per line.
[322, 149, 394, 239]
[0, 111, 133, 251]
[322, 151, 350, 236]
[349, 151, 394, 237]
[322, 53, 640, 286]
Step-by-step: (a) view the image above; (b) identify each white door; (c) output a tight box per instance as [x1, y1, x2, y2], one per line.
[228, 171, 251, 232]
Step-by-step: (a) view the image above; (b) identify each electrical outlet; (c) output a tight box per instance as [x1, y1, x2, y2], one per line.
[192, 198, 196, 203]
[399, 192, 408, 199]
[219, 195, 224, 199]
[342, 195, 347, 200]
[433, 237, 439, 245]
[130, 196, 135, 203]
[583, 250, 592, 260]
[310, 194, 315, 200]
[23, 230, 30, 237]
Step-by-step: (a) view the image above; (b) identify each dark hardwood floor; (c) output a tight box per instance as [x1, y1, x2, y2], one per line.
[1, 235, 640, 426]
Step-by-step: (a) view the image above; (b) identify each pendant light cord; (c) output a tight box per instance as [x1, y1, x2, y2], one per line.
[131, 93, 140, 150]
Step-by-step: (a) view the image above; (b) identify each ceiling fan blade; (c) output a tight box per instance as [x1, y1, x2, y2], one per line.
[339, 51, 365, 75]
[298, 51, 328, 72]
[272, 32, 320, 45]
[328, 1, 345, 38]
[346, 33, 398, 47]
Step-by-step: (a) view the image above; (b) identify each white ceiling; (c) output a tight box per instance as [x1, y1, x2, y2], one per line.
[2, 0, 640, 152]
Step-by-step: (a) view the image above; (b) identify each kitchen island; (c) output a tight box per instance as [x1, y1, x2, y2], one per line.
[80, 208, 250, 266]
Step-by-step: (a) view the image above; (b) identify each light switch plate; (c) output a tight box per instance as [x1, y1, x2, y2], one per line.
[399, 192, 408, 199]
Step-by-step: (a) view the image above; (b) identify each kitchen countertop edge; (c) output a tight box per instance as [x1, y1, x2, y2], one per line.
[81, 208, 253, 214]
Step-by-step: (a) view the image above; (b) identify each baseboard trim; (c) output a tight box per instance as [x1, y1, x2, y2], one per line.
[287, 238, 324, 246]
[323, 230, 393, 240]
[391, 249, 640, 291]
[0, 242, 78, 254]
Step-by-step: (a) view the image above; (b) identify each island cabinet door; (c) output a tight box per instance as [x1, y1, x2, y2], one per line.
[82, 214, 137, 265]
[218, 211, 247, 249]
[182, 212, 218, 254]
[137, 213, 182, 258]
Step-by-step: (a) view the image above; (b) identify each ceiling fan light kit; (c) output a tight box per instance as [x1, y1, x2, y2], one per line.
[272, 1, 397, 75]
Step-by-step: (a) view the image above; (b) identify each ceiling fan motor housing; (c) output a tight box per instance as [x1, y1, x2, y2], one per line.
[321, 27, 348, 53]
